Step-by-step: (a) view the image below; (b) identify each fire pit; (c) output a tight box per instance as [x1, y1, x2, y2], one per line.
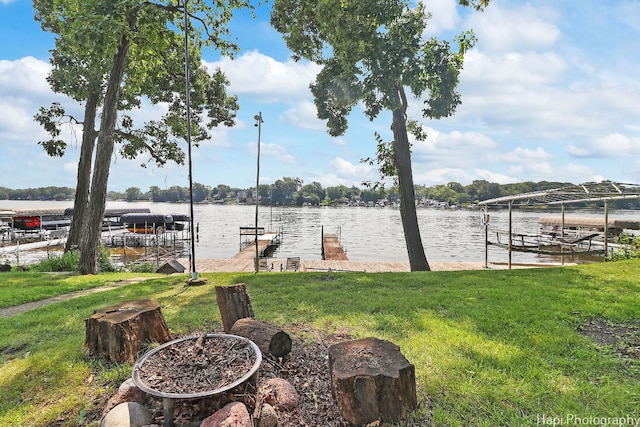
[132, 333, 262, 427]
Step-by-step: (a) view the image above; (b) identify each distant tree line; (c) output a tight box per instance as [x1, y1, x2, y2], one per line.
[0, 186, 75, 201]
[4, 179, 639, 209]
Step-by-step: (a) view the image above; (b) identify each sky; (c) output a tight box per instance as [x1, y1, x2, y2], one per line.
[1, 0, 639, 193]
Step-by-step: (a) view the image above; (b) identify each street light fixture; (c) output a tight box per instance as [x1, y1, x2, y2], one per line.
[254, 112, 263, 273]
[184, 0, 198, 279]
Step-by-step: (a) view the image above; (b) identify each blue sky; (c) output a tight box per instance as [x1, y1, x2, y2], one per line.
[1, 0, 639, 192]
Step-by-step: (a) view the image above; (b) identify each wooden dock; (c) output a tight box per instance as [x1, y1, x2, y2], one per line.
[322, 232, 348, 260]
[234, 231, 281, 259]
[178, 258, 492, 273]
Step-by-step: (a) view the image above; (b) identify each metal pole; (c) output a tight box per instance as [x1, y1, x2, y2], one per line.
[604, 200, 609, 257]
[254, 112, 263, 273]
[508, 201, 512, 270]
[184, 0, 198, 279]
[484, 206, 489, 269]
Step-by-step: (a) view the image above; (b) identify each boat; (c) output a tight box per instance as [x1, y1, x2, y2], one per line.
[64, 207, 152, 230]
[10, 208, 71, 231]
[120, 213, 189, 234]
[538, 216, 640, 238]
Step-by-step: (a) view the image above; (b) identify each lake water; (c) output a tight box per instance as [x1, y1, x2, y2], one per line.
[2, 200, 639, 265]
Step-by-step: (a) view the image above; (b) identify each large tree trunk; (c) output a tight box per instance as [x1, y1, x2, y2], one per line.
[392, 86, 430, 271]
[66, 91, 99, 252]
[79, 38, 130, 274]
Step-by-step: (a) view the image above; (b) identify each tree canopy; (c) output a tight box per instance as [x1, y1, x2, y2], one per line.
[271, 0, 488, 270]
[33, 0, 250, 273]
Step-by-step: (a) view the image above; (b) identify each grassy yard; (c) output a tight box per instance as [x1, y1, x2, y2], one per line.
[0, 261, 639, 426]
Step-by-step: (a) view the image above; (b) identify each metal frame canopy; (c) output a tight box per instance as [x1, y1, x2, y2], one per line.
[477, 181, 640, 269]
[479, 181, 640, 206]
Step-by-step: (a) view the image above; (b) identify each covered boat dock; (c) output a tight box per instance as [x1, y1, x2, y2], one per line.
[479, 181, 640, 269]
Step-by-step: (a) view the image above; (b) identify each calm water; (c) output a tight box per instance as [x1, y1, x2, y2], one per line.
[2, 200, 639, 264]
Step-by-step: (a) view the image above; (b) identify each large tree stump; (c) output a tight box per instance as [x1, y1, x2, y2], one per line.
[84, 299, 172, 364]
[328, 337, 417, 426]
[215, 283, 254, 332]
[230, 317, 292, 358]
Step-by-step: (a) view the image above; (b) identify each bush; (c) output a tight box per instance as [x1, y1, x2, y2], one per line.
[608, 232, 640, 261]
[31, 247, 119, 272]
[129, 262, 158, 273]
[32, 250, 80, 272]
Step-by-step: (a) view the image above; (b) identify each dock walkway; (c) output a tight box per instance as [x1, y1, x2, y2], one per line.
[322, 233, 348, 260]
[179, 258, 490, 273]
[234, 231, 281, 259]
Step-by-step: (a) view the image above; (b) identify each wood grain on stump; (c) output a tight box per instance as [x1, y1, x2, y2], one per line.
[230, 317, 292, 358]
[328, 337, 417, 426]
[84, 299, 172, 363]
[215, 283, 255, 332]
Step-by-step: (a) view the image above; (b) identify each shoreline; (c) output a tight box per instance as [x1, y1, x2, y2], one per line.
[177, 258, 573, 273]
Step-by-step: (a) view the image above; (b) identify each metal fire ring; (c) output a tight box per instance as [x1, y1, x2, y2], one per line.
[132, 333, 262, 400]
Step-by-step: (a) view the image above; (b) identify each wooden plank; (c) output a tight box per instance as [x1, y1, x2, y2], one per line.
[322, 233, 348, 260]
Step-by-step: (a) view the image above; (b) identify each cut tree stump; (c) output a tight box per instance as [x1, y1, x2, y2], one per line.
[84, 299, 172, 364]
[230, 317, 292, 358]
[328, 337, 417, 426]
[215, 283, 255, 332]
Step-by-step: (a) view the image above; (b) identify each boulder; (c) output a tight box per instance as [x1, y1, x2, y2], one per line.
[201, 401, 252, 427]
[254, 403, 278, 427]
[102, 378, 147, 417]
[257, 378, 299, 412]
[101, 402, 152, 427]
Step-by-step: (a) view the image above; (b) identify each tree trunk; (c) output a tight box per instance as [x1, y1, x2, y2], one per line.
[392, 86, 430, 271]
[79, 37, 130, 274]
[230, 317, 292, 358]
[329, 337, 417, 425]
[215, 283, 255, 332]
[65, 90, 99, 252]
[84, 299, 172, 363]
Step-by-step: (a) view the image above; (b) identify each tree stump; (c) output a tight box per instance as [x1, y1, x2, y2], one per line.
[328, 337, 417, 426]
[215, 283, 255, 332]
[230, 317, 292, 358]
[84, 299, 172, 364]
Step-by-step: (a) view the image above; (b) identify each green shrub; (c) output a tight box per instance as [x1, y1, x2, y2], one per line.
[31, 250, 80, 272]
[608, 231, 640, 261]
[129, 262, 158, 273]
[30, 247, 119, 272]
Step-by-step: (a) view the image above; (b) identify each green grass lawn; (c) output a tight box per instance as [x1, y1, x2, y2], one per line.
[0, 261, 639, 426]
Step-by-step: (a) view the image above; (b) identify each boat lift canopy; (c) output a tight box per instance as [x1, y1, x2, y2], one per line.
[477, 181, 640, 269]
[479, 181, 640, 206]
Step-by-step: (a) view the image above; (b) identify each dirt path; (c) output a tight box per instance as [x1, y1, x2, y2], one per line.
[0, 277, 155, 318]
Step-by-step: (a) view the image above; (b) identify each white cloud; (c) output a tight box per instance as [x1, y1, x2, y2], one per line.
[247, 141, 297, 165]
[412, 127, 498, 169]
[0, 57, 52, 97]
[281, 100, 325, 131]
[423, 0, 462, 35]
[497, 147, 551, 164]
[413, 167, 517, 185]
[206, 51, 321, 102]
[467, 3, 561, 53]
[567, 133, 639, 158]
[329, 157, 375, 180]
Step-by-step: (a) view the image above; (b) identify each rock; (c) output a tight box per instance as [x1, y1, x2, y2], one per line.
[254, 403, 278, 427]
[258, 378, 299, 412]
[0, 264, 11, 272]
[101, 402, 152, 427]
[201, 402, 252, 427]
[102, 378, 147, 417]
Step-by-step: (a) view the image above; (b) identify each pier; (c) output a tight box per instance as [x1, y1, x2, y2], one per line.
[234, 227, 282, 259]
[321, 227, 348, 260]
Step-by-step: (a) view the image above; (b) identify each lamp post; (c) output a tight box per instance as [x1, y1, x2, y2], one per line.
[254, 112, 263, 273]
[184, 0, 198, 279]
